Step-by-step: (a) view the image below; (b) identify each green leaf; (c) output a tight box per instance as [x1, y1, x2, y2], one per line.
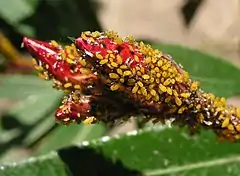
[152, 44, 240, 97]
[35, 123, 107, 155]
[2, 127, 240, 175]
[0, 75, 63, 125]
[0, 75, 63, 147]
[0, 0, 39, 25]
[0, 152, 67, 176]
[22, 113, 55, 146]
[0, 75, 58, 99]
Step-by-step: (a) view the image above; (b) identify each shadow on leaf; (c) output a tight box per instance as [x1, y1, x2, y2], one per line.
[58, 146, 143, 176]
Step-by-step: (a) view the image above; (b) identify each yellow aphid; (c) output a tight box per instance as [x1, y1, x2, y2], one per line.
[80, 68, 91, 75]
[79, 59, 86, 66]
[173, 90, 178, 97]
[81, 33, 88, 40]
[109, 54, 115, 59]
[166, 87, 173, 95]
[162, 71, 167, 78]
[116, 55, 122, 64]
[153, 94, 159, 101]
[149, 84, 155, 89]
[100, 59, 108, 65]
[89, 37, 95, 43]
[63, 117, 70, 122]
[127, 79, 136, 85]
[221, 118, 230, 128]
[220, 97, 226, 104]
[150, 89, 156, 96]
[84, 31, 91, 35]
[32, 58, 37, 65]
[141, 87, 148, 96]
[154, 67, 160, 73]
[191, 81, 199, 91]
[140, 67, 145, 74]
[105, 54, 110, 59]
[170, 79, 175, 84]
[146, 57, 152, 64]
[117, 68, 123, 75]
[110, 83, 121, 91]
[64, 82, 72, 88]
[96, 53, 103, 60]
[120, 65, 128, 69]
[178, 107, 186, 114]
[34, 66, 43, 72]
[38, 73, 49, 80]
[129, 45, 134, 52]
[198, 113, 205, 123]
[109, 73, 119, 79]
[137, 71, 142, 76]
[180, 93, 191, 99]
[175, 97, 182, 106]
[237, 107, 240, 117]
[123, 70, 132, 77]
[92, 31, 101, 38]
[163, 79, 171, 86]
[83, 117, 96, 124]
[111, 62, 118, 67]
[132, 85, 139, 93]
[196, 104, 201, 110]
[137, 90, 142, 95]
[134, 55, 140, 62]
[159, 84, 167, 93]
[51, 40, 59, 47]
[146, 94, 152, 100]
[228, 124, 234, 131]
[151, 57, 157, 63]
[142, 74, 150, 80]
[137, 81, 144, 87]
[236, 124, 240, 132]
[157, 60, 163, 67]
[150, 77, 155, 83]
[120, 78, 125, 83]
[74, 85, 81, 89]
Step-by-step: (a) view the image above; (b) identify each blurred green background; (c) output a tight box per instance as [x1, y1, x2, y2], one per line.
[1, 0, 240, 176]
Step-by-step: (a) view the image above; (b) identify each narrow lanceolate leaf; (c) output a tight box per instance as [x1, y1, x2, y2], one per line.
[2, 127, 240, 176]
[0, 75, 63, 125]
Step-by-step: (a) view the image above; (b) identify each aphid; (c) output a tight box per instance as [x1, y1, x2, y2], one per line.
[23, 31, 240, 142]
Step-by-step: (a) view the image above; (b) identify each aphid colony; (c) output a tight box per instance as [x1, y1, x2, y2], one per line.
[23, 30, 240, 141]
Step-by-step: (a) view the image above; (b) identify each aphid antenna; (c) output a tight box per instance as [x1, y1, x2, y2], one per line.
[67, 36, 76, 42]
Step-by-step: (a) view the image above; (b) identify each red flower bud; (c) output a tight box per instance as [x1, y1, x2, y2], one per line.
[23, 37, 98, 93]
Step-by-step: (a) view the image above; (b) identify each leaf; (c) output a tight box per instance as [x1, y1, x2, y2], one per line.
[152, 44, 240, 97]
[0, 75, 57, 99]
[35, 123, 107, 155]
[0, 75, 63, 148]
[2, 127, 240, 175]
[0, 152, 67, 176]
[0, 75, 63, 125]
[0, 0, 39, 25]
[22, 113, 55, 146]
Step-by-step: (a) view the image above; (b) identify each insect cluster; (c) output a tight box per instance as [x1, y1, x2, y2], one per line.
[23, 30, 240, 141]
